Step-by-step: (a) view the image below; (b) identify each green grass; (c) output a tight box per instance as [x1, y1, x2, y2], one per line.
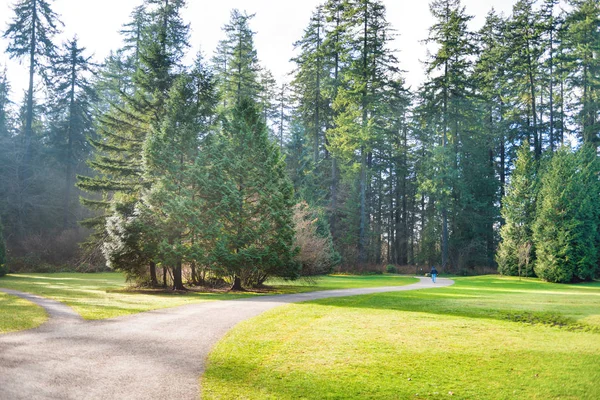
[202, 276, 600, 399]
[0, 273, 417, 320]
[0, 292, 47, 333]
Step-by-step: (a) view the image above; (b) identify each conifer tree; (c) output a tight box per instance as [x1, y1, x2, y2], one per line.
[3, 0, 62, 170]
[0, 67, 11, 139]
[79, 0, 190, 285]
[141, 74, 203, 290]
[497, 143, 538, 276]
[212, 10, 260, 109]
[50, 37, 96, 229]
[563, 0, 600, 146]
[506, 0, 544, 159]
[196, 98, 298, 290]
[533, 146, 600, 282]
[420, 0, 477, 270]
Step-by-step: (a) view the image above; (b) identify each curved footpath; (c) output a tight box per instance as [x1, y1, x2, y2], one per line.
[0, 277, 453, 400]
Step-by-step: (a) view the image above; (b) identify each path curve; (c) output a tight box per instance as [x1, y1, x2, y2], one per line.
[0, 277, 453, 400]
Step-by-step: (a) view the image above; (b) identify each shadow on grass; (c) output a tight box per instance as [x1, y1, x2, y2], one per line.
[297, 277, 600, 334]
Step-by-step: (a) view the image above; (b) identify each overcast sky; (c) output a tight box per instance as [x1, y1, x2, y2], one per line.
[0, 0, 522, 101]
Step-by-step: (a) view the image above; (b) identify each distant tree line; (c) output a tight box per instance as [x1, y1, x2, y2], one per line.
[0, 0, 598, 285]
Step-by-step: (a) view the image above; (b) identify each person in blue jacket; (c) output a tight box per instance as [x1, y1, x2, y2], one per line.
[430, 266, 438, 283]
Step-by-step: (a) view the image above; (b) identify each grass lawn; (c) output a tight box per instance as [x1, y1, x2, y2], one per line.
[0, 272, 417, 321]
[202, 276, 600, 400]
[0, 292, 47, 333]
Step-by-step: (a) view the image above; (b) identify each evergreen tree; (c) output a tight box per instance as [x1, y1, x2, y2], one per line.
[0, 67, 12, 138]
[212, 10, 260, 109]
[79, 0, 190, 285]
[505, 0, 544, 159]
[141, 74, 204, 290]
[3, 0, 62, 170]
[497, 143, 538, 276]
[420, 0, 478, 270]
[563, 0, 600, 146]
[533, 146, 600, 282]
[50, 37, 96, 229]
[196, 98, 298, 290]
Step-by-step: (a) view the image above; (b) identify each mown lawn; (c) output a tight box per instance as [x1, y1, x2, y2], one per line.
[0, 292, 47, 333]
[202, 276, 600, 400]
[0, 272, 417, 321]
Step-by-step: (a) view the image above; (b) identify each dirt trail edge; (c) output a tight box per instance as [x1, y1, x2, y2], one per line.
[0, 277, 453, 400]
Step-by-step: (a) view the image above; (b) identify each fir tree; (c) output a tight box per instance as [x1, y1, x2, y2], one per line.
[79, 0, 191, 285]
[3, 0, 62, 170]
[533, 146, 600, 282]
[497, 143, 538, 277]
[196, 98, 298, 290]
[563, 0, 600, 147]
[50, 37, 96, 229]
[420, 0, 477, 270]
[212, 10, 261, 110]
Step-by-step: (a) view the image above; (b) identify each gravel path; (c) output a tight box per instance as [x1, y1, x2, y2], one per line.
[0, 277, 453, 400]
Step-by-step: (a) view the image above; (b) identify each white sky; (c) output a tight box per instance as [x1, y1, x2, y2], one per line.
[0, 0, 522, 102]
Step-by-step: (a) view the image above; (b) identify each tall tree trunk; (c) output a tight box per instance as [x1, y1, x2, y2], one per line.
[23, 0, 38, 181]
[173, 260, 184, 290]
[358, 148, 367, 264]
[549, 26, 555, 152]
[527, 44, 540, 158]
[150, 261, 158, 287]
[358, 4, 369, 265]
[230, 275, 243, 291]
[441, 58, 449, 272]
[63, 48, 77, 229]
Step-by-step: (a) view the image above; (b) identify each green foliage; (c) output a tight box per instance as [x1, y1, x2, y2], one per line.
[3, 0, 62, 71]
[385, 264, 397, 274]
[197, 99, 300, 288]
[102, 198, 154, 283]
[212, 9, 261, 110]
[497, 143, 538, 276]
[533, 146, 600, 283]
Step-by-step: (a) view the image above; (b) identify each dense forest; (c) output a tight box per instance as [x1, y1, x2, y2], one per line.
[0, 0, 598, 287]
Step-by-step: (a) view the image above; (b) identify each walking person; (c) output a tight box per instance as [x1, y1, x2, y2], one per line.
[430, 266, 438, 283]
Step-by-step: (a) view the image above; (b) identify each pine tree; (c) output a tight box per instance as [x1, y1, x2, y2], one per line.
[497, 143, 538, 276]
[79, 0, 191, 285]
[0, 67, 12, 139]
[50, 37, 96, 229]
[533, 146, 600, 282]
[420, 0, 477, 271]
[291, 5, 328, 164]
[563, 0, 600, 146]
[141, 74, 204, 290]
[212, 10, 260, 110]
[506, 0, 544, 159]
[3, 0, 62, 170]
[196, 98, 298, 290]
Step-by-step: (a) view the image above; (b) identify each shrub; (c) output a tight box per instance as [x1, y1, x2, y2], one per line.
[386, 265, 398, 274]
[293, 201, 341, 276]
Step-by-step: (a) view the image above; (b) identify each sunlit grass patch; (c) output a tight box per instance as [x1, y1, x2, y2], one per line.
[0, 292, 47, 333]
[0, 272, 418, 321]
[202, 276, 600, 399]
